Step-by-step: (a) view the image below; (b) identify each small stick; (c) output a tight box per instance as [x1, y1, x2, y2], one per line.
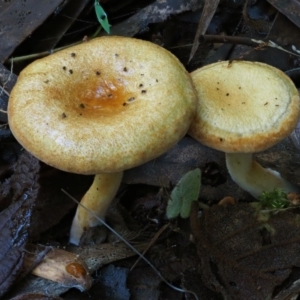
[200, 34, 262, 47]
[130, 223, 170, 271]
[200, 35, 300, 58]
[62, 189, 199, 300]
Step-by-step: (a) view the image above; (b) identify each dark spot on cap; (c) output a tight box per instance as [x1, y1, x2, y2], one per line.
[71, 53, 76, 57]
[219, 138, 223, 142]
[139, 84, 143, 88]
[63, 66, 67, 71]
[141, 90, 147, 94]
[107, 94, 112, 98]
[226, 93, 229, 96]
[44, 80, 49, 84]
[127, 97, 135, 102]
[62, 113, 67, 118]
[115, 53, 119, 57]
[69, 69, 73, 74]
[96, 71, 101, 75]
[79, 103, 85, 108]
[123, 67, 128, 72]
[123, 103, 127, 106]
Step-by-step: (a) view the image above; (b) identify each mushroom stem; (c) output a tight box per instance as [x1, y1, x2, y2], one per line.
[69, 172, 123, 245]
[225, 153, 299, 198]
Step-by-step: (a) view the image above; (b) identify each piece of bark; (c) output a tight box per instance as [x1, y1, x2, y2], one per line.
[0, 151, 40, 297]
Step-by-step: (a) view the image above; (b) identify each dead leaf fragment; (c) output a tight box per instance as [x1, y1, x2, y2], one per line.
[31, 248, 92, 291]
[189, 0, 220, 62]
[21, 0, 91, 53]
[0, 0, 65, 62]
[69, 242, 147, 273]
[0, 151, 39, 296]
[110, 0, 204, 37]
[190, 202, 300, 299]
[267, 0, 300, 29]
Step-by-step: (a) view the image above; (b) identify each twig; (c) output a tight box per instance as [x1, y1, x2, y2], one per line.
[62, 189, 199, 300]
[200, 35, 300, 58]
[199, 34, 263, 47]
[6, 26, 102, 64]
[130, 223, 170, 271]
[6, 42, 81, 64]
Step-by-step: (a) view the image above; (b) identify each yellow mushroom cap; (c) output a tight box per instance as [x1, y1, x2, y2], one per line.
[188, 60, 300, 153]
[8, 36, 197, 174]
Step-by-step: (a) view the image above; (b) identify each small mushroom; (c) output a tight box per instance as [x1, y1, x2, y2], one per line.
[189, 60, 300, 198]
[8, 36, 197, 245]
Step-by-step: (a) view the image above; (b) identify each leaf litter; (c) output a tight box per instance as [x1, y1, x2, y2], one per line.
[1, 0, 300, 299]
[190, 202, 300, 299]
[0, 151, 39, 297]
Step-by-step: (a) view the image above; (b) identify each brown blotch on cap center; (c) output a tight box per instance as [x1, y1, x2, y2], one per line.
[66, 78, 135, 117]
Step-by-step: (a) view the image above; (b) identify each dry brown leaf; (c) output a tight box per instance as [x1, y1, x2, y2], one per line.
[0, 0, 65, 62]
[267, 0, 300, 29]
[188, 0, 220, 62]
[0, 151, 40, 296]
[190, 202, 300, 299]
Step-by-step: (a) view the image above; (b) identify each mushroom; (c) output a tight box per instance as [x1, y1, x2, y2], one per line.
[8, 36, 197, 245]
[188, 60, 300, 198]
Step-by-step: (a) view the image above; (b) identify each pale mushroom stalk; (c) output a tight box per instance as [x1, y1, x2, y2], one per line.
[226, 153, 299, 198]
[70, 172, 123, 245]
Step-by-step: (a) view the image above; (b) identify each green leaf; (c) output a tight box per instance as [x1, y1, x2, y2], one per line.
[94, 0, 110, 34]
[166, 168, 201, 219]
[259, 188, 289, 209]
